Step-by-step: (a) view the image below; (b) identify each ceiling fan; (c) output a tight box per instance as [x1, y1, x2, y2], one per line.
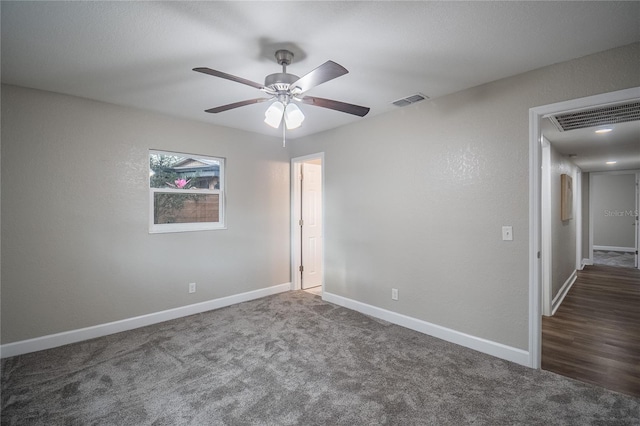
[193, 49, 370, 140]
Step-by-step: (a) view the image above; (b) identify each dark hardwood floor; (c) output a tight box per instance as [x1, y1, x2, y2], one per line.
[542, 264, 640, 398]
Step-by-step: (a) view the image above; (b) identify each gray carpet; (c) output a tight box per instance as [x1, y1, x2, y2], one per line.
[593, 250, 636, 268]
[2, 291, 639, 425]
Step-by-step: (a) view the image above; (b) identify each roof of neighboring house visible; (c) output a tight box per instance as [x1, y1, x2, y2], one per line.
[172, 158, 220, 169]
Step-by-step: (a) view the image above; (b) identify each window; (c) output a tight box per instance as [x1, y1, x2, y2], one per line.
[149, 150, 225, 233]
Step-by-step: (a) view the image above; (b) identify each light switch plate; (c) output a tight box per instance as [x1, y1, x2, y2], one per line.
[502, 226, 513, 241]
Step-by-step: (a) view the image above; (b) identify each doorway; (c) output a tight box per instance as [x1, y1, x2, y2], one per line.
[532, 89, 640, 396]
[291, 153, 324, 293]
[529, 86, 640, 368]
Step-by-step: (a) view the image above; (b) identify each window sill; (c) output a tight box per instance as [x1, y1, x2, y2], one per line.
[149, 223, 227, 234]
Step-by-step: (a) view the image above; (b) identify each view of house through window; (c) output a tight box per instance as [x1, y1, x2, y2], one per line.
[149, 150, 225, 232]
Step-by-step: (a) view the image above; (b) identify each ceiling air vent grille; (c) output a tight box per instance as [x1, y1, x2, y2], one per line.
[548, 101, 640, 132]
[392, 93, 429, 107]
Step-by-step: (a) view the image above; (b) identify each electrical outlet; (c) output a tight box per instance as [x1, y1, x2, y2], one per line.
[392, 288, 399, 301]
[189, 282, 196, 294]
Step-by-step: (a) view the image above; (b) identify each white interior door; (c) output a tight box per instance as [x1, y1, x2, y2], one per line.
[301, 163, 323, 289]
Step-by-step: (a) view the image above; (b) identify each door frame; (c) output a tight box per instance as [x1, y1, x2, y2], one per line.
[540, 138, 552, 317]
[291, 152, 325, 291]
[575, 169, 583, 272]
[528, 86, 640, 369]
[637, 172, 640, 269]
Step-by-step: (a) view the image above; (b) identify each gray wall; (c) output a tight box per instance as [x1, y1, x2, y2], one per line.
[290, 43, 639, 350]
[1, 85, 291, 344]
[549, 145, 577, 297]
[592, 172, 637, 249]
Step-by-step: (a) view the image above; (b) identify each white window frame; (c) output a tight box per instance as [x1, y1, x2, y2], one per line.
[149, 149, 226, 233]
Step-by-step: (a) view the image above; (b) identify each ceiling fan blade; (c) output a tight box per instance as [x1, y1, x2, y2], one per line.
[289, 61, 348, 94]
[300, 96, 370, 117]
[205, 98, 271, 113]
[193, 67, 264, 90]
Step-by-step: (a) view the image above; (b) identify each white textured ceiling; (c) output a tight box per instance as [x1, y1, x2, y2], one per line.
[2, 1, 639, 142]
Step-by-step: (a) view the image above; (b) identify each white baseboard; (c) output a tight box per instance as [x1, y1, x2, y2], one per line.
[0, 283, 291, 359]
[322, 292, 530, 367]
[593, 245, 635, 253]
[581, 258, 593, 268]
[551, 270, 577, 316]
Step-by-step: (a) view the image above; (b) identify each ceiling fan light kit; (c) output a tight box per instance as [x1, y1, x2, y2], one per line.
[283, 103, 305, 129]
[264, 101, 285, 128]
[194, 49, 370, 146]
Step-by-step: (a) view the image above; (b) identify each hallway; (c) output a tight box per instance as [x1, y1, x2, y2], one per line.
[542, 265, 640, 398]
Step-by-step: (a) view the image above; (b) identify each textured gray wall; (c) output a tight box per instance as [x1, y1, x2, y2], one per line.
[592, 173, 637, 248]
[549, 145, 577, 298]
[1, 85, 291, 344]
[289, 43, 639, 350]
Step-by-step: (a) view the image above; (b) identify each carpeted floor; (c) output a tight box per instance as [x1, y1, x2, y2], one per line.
[2, 291, 639, 425]
[593, 250, 636, 268]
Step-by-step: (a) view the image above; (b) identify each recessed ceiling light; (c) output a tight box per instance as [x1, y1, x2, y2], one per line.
[606, 161, 617, 165]
[595, 128, 613, 134]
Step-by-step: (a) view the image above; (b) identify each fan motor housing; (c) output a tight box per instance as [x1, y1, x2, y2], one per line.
[265, 73, 299, 91]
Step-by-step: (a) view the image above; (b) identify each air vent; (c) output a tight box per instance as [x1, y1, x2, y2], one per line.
[392, 93, 429, 107]
[548, 101, 640, 132]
